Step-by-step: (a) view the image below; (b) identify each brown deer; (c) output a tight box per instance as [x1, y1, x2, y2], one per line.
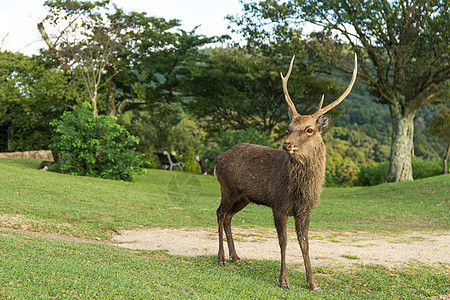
[39, 152, 62, 171]
[215, 54, 357, 292]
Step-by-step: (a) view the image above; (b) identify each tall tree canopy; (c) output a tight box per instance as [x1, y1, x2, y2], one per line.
[0, 51, 82, 151]
[38, 0, 218, 117]
[185, 48, 342, 138]
[230, 0, 449, 182]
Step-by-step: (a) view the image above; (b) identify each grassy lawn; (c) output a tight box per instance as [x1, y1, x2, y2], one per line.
[1, 230, 448, 299]
[0, 158, 449, 298]
[1, 158, 448, 239]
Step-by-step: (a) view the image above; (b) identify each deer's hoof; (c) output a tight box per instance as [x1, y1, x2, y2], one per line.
[236, 260, 245, 265]
[281, 285, 290, 290]
[219, 261, 227, 267]
[313, 287, 324, 293]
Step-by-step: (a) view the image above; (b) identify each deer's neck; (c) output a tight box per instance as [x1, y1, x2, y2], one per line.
[287, 146, 326, 215]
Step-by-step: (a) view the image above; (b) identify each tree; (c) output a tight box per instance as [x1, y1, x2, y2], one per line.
[38, 1, 218, 117]
[38, 0, 124, 116]
[0, 51, 82, 151]
[119, 102, 207, 172]
[428, 107, 450, 174]
[231, 0, 449, 182]
[185, 48, 343, 138]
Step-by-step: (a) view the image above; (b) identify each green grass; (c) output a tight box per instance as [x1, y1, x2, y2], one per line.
[1, 158, 448, 239]
[0, 158, 449, 298]
[1, 230, 448, 299]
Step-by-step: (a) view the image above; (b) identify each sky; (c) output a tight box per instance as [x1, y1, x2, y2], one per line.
[0, 0, 243, 56]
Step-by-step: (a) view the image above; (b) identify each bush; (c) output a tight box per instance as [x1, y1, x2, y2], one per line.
[325, 155, 361, 187]
[202, 128, 275, 173]
[356, 157, 442, 186]
[356, 161, 389, 186]
[412, 157, 442, 179]
[50, 102, 142, 181]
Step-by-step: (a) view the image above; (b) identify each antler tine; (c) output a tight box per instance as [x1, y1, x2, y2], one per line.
[280, 55, 299, 118]
[312, 53, 358, 118]
[317, 94, 324, 112]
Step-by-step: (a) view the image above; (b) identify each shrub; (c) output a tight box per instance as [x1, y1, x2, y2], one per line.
[325, 155, 361, 187]
[412, 157, 442, 179]
[356, 161, 389, 186]
[50, 102, 142, 181]
[356, 157, 442, 186]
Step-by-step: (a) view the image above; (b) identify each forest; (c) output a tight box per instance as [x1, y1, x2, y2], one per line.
[0, 0, 448, 186]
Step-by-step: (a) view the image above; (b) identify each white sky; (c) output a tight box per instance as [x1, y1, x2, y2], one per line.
[0, 0, 243, 55]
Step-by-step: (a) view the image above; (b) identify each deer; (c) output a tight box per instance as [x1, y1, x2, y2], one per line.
[215, 54, 357, 292]
[39, 152, 62, 171]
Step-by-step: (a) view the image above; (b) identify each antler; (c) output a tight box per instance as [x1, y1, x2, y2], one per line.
[280, 55, 299, 119]
[312, 53, 358, 118]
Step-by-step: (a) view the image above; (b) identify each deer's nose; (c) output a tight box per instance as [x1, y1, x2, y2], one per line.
[283, 140, 298, 154]
[282, 141, 293, 152]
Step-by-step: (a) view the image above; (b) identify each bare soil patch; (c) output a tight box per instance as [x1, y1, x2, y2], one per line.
[2, 225, 448, 268]
[113, 227, 449, 267]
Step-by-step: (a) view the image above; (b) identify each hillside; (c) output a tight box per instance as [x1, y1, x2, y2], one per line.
[334, 81, 445, 161]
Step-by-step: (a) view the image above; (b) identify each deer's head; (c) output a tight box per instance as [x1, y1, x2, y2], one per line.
[281, 54, 357, 161]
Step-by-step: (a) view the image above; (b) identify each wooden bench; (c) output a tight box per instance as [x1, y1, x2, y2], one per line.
[154, 151, 185, 171]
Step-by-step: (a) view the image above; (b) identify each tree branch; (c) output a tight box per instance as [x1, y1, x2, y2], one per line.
[37, 22, 69, 71]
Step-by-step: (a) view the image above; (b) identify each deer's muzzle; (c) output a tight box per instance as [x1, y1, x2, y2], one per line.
[282, 142, 297, 154]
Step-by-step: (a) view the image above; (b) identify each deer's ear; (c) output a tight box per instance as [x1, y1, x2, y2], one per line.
[317, 115, 331, 132]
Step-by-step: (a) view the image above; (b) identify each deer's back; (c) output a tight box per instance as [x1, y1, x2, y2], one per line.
[215, 143, 289, 207]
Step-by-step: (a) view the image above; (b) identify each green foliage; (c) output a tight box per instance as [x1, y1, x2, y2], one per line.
[323, 124, 386, 186]
[427, 105, 450, 172]
[184, 48, 343, 138]
[356, 161, 390, 186]
[232, 0, 449, 182]
[0, 51, 84, 151]
[357, 158, 442, 186]
[325, 154, 361, 187]
[41, 1, 219, 117]
[202, 128, 275, 174]
[120, 102, 206, 173]
[50, 102, 142, 181]
[412, 157, 442, 180]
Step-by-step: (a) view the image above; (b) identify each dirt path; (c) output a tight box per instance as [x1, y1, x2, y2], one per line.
[113, 227, 449, 267]
[2, 226, 448, 267]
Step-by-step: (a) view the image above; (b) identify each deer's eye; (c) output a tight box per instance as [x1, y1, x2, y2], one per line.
[306, 128, 313, 135]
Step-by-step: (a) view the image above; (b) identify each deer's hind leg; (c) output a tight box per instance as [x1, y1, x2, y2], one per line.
[217, 202, 228, 266]
[217, 188, 248, 266]
[223, 197, 249, 263]
[217, 187, 236, 266]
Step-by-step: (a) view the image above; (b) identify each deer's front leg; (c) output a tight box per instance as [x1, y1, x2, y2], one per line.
[294, 214, 323, 292]
[273, 212, 289, 289]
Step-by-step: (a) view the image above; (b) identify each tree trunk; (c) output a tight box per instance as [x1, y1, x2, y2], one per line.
[106, 80, 117, 117]
[37, 22, 69, 72]
[444, 142, 450, 174]
[387, 105, 415, 182]
[7, 126, 13, 151]
[92, 88, 98, 117]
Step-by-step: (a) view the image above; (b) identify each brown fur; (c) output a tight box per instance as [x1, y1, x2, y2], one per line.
[39, 153, 62, 171]
[215, 114, 329, 292]
[215, 54, 356, 292]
